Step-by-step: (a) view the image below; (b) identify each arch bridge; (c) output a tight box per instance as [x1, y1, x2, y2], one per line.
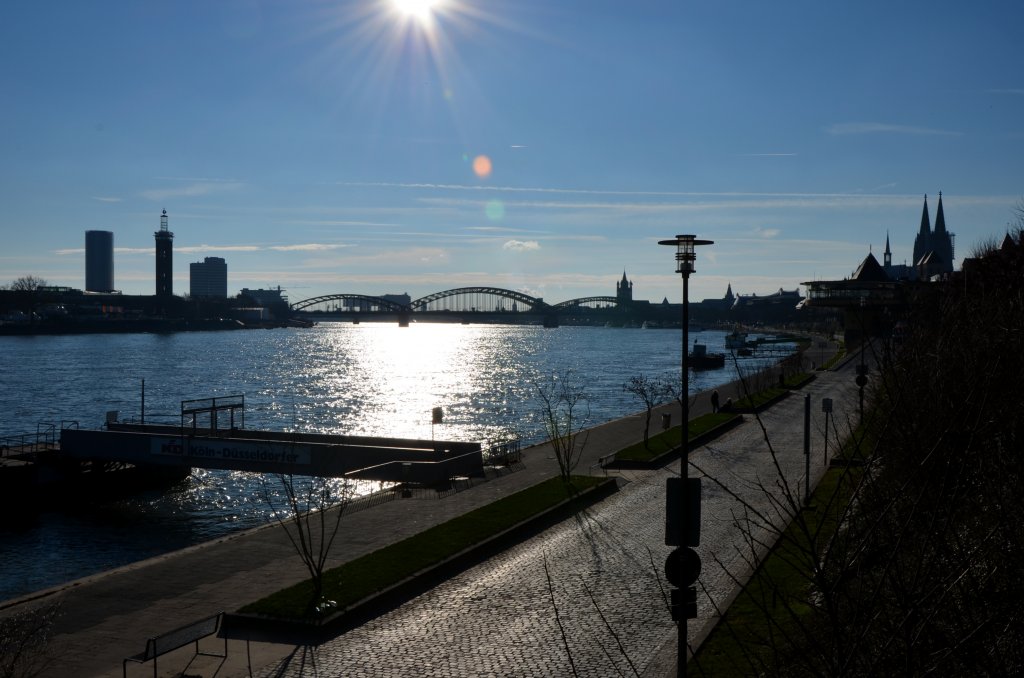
[291, 288, 634, 326]
[291, 294, 409, 313]
[410, 287, 551, 313]
[552, 296, 621, 310]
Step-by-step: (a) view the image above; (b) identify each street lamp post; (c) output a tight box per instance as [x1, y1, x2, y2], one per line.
[659, 234, 712, 678]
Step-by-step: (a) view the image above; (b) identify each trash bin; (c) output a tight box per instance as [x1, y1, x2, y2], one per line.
[661, 413, 671, 430]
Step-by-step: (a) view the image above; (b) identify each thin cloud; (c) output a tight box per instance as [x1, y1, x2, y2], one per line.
[986, 88, 1024, 95]
[826, 122, 962, 136]
[737, 153, 797, 157]
[61, 243, 349, 256]
[92, 196, 123, 203]
[176, 245, 261, 253]
[141, 181, 244, 201]
[466, 225, 537, 233]
[340, 181, 951, 200]
[284, 220, 398, 227]
[417, 193, 1015, 213]
[267, 243, 352, 252]
[754, 227, 781, 238]
[502, 240, 541, 252]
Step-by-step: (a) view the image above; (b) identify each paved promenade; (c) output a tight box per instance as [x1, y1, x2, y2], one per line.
[0, 343, 857, 677]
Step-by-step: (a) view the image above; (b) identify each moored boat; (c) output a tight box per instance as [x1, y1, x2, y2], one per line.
[689, 341, 726, 370]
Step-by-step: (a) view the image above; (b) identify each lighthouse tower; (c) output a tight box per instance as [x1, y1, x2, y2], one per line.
[154, 209, 174, 296]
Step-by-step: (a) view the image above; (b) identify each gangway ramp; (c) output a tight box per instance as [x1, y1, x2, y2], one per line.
[59, 424, 485, 485]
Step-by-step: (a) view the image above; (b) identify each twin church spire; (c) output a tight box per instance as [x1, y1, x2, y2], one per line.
[912, 192, 954, 273]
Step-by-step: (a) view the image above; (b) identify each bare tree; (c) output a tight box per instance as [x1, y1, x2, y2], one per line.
[5, 275, 49, 323]
[534, 370, 591, 485]
[623, 374, 668, 449]
[261, 473, 354, 616]
[0, 602, 61, 678]
[8, 275, 47, 292]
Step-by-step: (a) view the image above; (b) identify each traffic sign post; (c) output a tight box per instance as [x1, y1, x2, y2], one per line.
[665, 477, 701, 547]
[666, 477, 702, 621]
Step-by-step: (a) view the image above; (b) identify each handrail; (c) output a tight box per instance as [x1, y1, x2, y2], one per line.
[484, 439, 522, 465]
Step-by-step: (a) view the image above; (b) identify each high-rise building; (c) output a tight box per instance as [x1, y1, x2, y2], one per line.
[190, 257, 228, 299]
[154, 209, 174, 296]
[85, 230, 114, 292]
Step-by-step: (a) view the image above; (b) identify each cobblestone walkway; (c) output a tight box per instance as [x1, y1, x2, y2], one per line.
[256, 364, 862, 677]
[258, 469, 677, 677]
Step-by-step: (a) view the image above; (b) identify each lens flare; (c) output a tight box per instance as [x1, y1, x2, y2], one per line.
[473, 155, 492, 178]
[485, 200, 505, 221]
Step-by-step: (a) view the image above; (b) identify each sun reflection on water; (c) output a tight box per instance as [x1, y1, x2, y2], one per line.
[0, 324, 797, 601]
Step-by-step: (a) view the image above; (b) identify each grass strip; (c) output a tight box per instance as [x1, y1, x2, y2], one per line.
[819, 348, 847, 371]
[240, 475, 606, 619]
[733, 387, 786, 411]
[691, 425, 871, 676]
[615, 412, 738, 462]
[782, 372, 814, 389]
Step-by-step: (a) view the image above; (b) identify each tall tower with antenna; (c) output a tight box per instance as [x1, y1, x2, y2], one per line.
[154, 209, 174, 296]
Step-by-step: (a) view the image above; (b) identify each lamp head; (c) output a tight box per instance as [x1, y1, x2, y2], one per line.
[658, 234, 713, 277]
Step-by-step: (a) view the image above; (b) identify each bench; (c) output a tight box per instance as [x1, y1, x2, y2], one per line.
[123, 612, 227, 678]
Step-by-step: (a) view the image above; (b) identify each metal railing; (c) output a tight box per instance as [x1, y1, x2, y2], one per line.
[1, 423, 58, 457]
[483, 439, 522, 466]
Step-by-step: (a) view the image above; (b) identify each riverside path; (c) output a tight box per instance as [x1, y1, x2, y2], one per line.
[250, 350, 861, 678]
[1, 341, 860, 677]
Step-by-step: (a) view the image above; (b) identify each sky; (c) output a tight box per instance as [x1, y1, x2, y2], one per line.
[2, 0, 1022, 306]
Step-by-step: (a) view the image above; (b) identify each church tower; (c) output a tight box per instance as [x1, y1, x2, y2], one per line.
[884, 231, 892, 268]
[616, 271, 633, 304]
[910, 193, 955, 276]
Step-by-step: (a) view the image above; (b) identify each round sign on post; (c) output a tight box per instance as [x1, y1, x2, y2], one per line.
[665, 547, 701, 588]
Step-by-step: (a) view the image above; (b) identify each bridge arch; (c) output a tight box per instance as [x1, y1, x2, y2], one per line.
[410, 287, 550, 313]
[552, 296, 621, 310]
[290, 294, 409, 313]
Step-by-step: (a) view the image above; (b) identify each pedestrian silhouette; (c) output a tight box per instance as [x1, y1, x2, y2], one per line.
[711, 389, 720, 413]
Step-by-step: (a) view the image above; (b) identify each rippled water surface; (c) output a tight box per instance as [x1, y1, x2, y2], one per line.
[0, 324, 792, 600]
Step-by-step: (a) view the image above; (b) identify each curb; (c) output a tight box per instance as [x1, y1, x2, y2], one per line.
[607, 414, 745, 470]
[223, 476, 620, 644]
[732, 389, 791, 414]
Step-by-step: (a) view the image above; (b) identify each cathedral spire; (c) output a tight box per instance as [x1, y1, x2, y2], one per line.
[884, 231, 892, 268]
[913, 194, 931, 268]
[934, 191, 947, 234]
[919, 194, 931, 235]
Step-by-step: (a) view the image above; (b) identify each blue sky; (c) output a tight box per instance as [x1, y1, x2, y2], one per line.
[2, 0, 1022, 305]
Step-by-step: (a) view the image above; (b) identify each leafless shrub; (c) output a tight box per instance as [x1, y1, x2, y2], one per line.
[534, 370, 591, 484]
[261, 473, 354, 616]
[0, 601, 61, 678]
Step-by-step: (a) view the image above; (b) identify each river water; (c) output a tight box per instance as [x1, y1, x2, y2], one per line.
[0, 323, 793, 601]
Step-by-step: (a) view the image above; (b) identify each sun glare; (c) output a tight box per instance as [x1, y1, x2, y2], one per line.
[392, 0, 441, 23]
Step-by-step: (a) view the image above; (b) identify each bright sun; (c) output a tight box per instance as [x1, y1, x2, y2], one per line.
[391, 0, 441, 22]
